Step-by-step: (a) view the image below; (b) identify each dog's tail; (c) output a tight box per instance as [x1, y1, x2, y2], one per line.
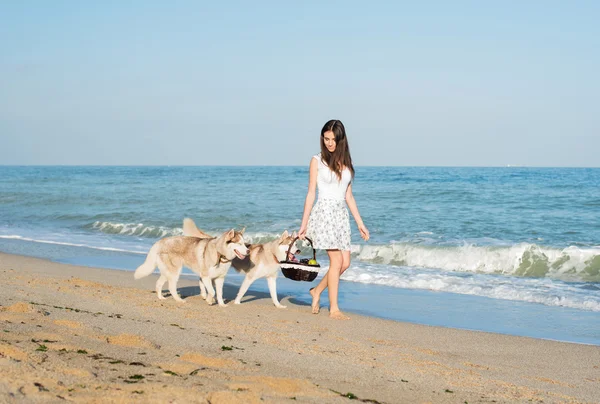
[183, 218, 213, 238]
[134, 243, 159, 279]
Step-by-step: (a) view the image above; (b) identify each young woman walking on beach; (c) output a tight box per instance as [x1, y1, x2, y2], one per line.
[298, 119, 369, 320]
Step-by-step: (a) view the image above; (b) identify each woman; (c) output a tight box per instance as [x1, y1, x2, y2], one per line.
[298, 119, 369, 320]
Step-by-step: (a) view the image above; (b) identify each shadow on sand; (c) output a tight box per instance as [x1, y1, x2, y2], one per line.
[161, 283, 310, 307]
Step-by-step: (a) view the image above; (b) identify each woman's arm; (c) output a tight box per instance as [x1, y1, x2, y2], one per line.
[298, 158, 318, 239]
[345, 183, 370, 241]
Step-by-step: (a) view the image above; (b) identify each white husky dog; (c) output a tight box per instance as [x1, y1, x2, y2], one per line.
[134, 227, 248, 306]
[183, 218, 300, 308]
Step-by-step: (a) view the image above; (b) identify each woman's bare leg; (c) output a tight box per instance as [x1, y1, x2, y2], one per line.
[310, 250, 351, 314]
[323, 250, 347, 319]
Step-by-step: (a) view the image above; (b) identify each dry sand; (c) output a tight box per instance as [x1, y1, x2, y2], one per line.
[0, 251, 599, 403]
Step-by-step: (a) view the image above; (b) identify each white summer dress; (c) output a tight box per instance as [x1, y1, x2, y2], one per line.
[306, 153, 352, 251]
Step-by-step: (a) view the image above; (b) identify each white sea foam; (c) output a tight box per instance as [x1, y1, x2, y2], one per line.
[89, 221, 183, 238]
[0, 235, 147, 254]
[342, 264, 600, 312]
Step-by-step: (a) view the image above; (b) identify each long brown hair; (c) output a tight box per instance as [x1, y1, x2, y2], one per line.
[320, 119, 355, 180]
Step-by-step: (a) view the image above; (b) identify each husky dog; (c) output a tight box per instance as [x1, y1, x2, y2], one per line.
[183, 218, 300, 308]
[134, 227, 248, 306]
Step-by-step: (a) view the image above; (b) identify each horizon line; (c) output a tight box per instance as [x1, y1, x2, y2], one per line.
[1, 164, 599, 169]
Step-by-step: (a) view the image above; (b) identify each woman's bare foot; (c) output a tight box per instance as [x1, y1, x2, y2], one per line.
[329, 310, 350, 320]
[309, 288, 320, 314]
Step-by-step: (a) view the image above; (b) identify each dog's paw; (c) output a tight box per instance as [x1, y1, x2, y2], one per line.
[158, 295, 166, 300]
[275, 304, 287, 309]
[206, 297, 215, 305]
[234, 300, 242, 305]
[219, 303, 228, 307]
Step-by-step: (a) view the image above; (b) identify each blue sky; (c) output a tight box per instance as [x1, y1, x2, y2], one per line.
[1, 1, 598, 166]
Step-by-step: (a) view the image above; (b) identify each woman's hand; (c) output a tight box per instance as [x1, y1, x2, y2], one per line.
[298, 225, 307, 240]
[358, 224, 370, 241]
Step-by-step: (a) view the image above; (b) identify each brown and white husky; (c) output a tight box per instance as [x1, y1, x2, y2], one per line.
[183, 218, 300, 308]
[134, 225, 248, 306]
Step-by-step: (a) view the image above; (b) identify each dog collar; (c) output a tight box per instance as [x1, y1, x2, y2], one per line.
[218, 254, 231, 264]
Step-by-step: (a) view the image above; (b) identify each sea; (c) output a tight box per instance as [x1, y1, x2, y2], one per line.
[1, 166, 599, 345]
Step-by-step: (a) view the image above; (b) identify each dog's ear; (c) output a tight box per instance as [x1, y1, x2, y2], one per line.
[291, 231, 297, 239]
[280, 230, 289, 240]
[239, 227, 246, 235]
[226, 229, 235, 240]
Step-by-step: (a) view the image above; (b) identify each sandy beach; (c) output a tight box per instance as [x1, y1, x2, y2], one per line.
[0, 252, 598, 403]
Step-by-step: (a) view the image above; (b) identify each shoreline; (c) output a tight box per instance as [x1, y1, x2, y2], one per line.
[3, 238, 599, 346]
[1, 251, 599, 403]
[0, 240, 600, 346]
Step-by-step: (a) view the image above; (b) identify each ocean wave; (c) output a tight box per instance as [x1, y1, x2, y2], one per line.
[82, 222, 600, 282]
[86, 221, 285, 244]
[350, 243, 600, 282]
[86, 221, 184, 238]
[342, 264, 600, 312]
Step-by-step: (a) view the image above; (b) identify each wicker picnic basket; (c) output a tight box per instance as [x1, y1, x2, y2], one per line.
[280, 237, 320, 282]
